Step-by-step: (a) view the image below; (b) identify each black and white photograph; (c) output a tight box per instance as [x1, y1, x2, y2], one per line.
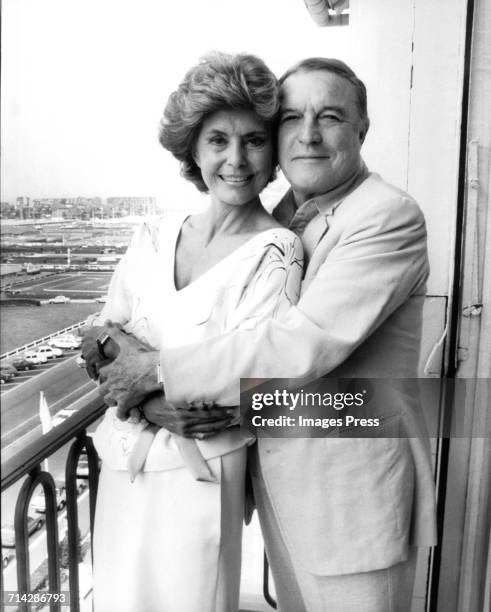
[1, 1, 490, 611]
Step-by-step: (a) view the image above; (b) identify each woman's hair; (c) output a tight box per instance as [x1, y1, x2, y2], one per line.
[159, 51, 279, 193]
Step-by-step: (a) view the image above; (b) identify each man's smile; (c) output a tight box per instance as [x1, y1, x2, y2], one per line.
[291, 155, 330, 160]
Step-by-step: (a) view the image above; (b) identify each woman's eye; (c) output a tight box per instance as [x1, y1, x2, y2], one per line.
[246, 136, 267, 147]
[209, 136, 227, 146]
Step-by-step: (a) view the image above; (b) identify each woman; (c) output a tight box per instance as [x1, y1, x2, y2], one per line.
[84, 52, 303, 612]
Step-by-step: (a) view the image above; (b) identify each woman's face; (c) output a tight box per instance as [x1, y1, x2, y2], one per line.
[193, 109, 273, 208]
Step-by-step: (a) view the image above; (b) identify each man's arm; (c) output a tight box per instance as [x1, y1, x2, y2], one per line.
[161, 196, 429, 405]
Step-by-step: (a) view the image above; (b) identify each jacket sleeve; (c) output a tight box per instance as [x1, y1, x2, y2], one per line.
[160, 197, 429, 405]
[223, 233, 304, 331]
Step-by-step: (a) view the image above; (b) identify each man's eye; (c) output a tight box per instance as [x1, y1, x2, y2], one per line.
[320, 114, 342, 123]
[280, 114, 299, 123]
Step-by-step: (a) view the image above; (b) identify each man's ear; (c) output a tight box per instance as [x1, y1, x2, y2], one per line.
[359, 119, 370, 145]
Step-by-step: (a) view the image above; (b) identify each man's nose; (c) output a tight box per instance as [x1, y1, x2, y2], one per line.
[298, 118, 322, 145]
[227, 141, 247, 167]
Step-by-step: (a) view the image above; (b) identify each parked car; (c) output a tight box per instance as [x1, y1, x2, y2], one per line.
[30, 482, 66, 514]
[48, 335, 82, 350]
[36, 345, 64, 359]
[0, 363, 18, 377]
[48, 295, 71, 304]
[95, 295, 108, 303]
[8, 357, 35, 371]
[1, 516, 45, 548]
[76, 455, 89, 478]
[0, 368, 15, 384]
[24, 351, 48, 365]
[61, 332, 82, 344]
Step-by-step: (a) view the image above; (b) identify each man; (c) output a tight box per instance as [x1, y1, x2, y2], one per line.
[95, 59, 437, 611]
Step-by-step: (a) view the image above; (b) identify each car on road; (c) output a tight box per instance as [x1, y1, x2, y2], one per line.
[1, 516, 45, 548]
[48, 335, 82, 350]
[95, 295, 108, 303]
[0, 363, 19, 377]
[77, 455, 89, 478]
[0, 367, 16, 384]
[36, 345, 64, 359]
[24, 351, 48, 365]
[30, 483, 66, 514]
[8, 357, 36, 371]
[2, 551, 13, 568]
[48, 295, 71, 304]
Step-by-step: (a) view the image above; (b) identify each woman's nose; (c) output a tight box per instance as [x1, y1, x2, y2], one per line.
[226, 141, 247, 167]
[298, 118, 322, 145]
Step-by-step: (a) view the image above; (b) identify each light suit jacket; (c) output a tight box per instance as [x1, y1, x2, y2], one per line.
[161, 173, 438, 575]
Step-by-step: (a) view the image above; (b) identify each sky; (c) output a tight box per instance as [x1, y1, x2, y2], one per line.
[1, 0, 372, 210]
[1, 0, 362, 209]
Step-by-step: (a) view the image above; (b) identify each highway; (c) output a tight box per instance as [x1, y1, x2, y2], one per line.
[1, 354, 98, 452]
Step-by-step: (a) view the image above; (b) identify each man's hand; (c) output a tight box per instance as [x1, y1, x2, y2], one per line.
[142, 395, 235, 439]
[80, 325, 118, 380]
[97, 321, 161, 419]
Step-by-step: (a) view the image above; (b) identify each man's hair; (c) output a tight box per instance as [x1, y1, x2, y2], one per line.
[159, 51, 279, 193]
[279, 57, 369, 127]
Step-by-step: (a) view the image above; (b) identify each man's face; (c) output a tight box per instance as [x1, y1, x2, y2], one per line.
[278, 70, 368, 204]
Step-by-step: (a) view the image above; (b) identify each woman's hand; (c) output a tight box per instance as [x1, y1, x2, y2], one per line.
[141, 395, 234, 439]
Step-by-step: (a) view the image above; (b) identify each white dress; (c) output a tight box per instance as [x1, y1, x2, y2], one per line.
[91, 213, 303, 612]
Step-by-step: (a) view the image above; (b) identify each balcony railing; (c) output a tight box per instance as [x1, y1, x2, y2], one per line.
[1, 395, 277, 611]
[1, 394, 105, 612]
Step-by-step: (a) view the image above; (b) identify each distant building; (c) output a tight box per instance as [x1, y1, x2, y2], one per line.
[0, 263, 22, 277]
[106, 197, 157, 217]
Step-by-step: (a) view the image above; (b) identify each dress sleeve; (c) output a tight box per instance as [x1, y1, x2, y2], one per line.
[91, 221, 155, 327]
